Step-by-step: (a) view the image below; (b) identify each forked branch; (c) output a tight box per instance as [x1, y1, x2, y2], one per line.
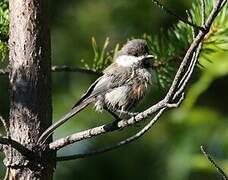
[57, 108, 167, 161]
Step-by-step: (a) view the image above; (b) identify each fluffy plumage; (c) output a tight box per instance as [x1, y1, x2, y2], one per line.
[38, 39, 154, 144]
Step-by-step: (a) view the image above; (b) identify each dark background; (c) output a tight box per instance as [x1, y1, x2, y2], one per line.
[0, 0, 227, 179]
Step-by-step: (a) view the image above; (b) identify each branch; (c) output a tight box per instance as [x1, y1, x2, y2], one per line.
[51, 65, 102, 76]
[173, 42, 203, 100]
[165, 0, 225, 99]
[0, 66, 102, 76]
[0, 136, 37, 160]
[151, 0, 206, 31]
[49, 99, 168, 150]
[56, 107, 167, 161]
[220, 0, 228, 10]
[200, 145, 228, 180]
[57, 93, 184, 161]
[200, 0, 206, 25]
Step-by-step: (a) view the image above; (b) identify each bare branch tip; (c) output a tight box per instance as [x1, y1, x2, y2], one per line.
[200, 145, 228, 180]
[151, 0, 205, 31]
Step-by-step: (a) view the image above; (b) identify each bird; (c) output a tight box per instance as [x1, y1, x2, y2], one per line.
[38, 39, 154, 145]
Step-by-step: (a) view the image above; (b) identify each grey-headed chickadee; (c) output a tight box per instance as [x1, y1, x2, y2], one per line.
[38, 39, 154, 144]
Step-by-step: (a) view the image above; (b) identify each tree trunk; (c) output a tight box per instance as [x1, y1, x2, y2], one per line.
[4, 0, 54, 179]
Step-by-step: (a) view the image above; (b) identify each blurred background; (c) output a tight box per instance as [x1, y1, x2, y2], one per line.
[0, 0, 228, 179]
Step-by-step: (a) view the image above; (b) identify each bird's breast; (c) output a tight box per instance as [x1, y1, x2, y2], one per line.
[94, 67, 152, 112]
[105, 68, 151, 110]
[130, 83, 146, 99]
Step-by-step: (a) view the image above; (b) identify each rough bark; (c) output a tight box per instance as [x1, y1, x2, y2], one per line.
[4, 0, 54, 179]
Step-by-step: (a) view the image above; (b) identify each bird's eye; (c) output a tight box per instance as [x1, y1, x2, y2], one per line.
[141, 58, 152, 68]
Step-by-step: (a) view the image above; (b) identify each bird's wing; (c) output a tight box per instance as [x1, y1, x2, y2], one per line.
[72, 76, 102, 108]
[39, 63, 132, 144]
[72, 63, 132, 108]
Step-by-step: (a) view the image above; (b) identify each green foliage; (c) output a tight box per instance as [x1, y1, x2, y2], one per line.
[191, 0, 228, 57]
[80, 37, 119, 72]
[145, 0, 228, 90]
[81, 0, 228, 91]
[180, 1, 228, 110]
[144, 20, 191, 90]
[1, 0, 227, 89]
[0, 0, 8, 61]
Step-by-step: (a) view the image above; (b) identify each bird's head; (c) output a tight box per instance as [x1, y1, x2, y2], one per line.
[115, 39, 154, 69]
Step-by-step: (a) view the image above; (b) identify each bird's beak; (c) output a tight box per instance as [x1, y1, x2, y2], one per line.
[145, 55, 154, 59]
[142, 54, 154, 61]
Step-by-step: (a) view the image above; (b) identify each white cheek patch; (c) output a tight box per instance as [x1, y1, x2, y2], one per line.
[116, 55, 143, 67]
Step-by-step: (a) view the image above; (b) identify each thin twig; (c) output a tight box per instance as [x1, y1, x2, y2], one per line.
[200, 145, 228, 180]
[0, 66, 102, 76]
[151, 0, 206, 31]
[186, 10, 196, 39]
[200, 0, 206, 25]
[176, 10, 197, 94]
[173, 43, 203, 100]
[204, 0, 225, 30]
[51, 65, 102, 76]
[57, 108, 167, 161]
[220, 0, 228, 11]
[177, 9, 197, 91]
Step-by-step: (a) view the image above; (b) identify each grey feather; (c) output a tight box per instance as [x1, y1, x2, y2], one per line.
[73, 63, 133, 108]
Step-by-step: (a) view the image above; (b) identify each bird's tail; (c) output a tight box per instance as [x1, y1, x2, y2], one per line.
[38, 98, 95, 145]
